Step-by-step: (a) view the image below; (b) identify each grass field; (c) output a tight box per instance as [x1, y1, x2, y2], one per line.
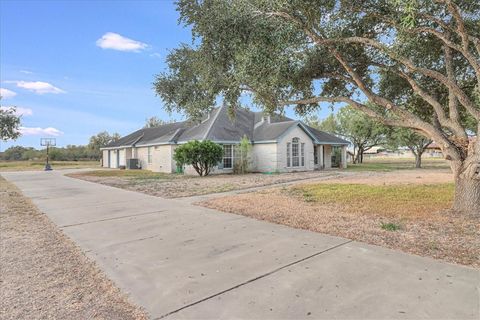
[200, 174, 478, 267]
[346, 157, 450, 172]
[0, 160, 100, 172]
[295, 183, 454, 218]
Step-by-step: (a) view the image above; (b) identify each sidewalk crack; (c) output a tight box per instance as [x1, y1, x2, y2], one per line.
[156, 239, 353, 319]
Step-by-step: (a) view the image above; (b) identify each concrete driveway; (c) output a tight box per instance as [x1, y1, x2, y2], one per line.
[2, 170, 479, 319]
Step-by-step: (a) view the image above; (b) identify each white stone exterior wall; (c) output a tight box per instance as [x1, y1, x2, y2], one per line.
[252, 143, 278, 173]
[276, 126, 315, 172]
[102, 150, 109, 168]
[135, 145, 175, 173]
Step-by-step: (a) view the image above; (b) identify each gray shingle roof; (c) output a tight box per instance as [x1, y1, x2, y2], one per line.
[103, 106, 349, 148]
[105, 122, 189, 148]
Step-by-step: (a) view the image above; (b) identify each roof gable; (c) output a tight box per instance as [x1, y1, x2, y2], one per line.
[103, 106, 349, 148]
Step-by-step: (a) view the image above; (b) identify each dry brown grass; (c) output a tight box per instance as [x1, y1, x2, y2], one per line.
[0, 160, 99, 172]
[69, 170, 340, 198]
[0, 176, 148, 319]
[199, 171, 479, 268]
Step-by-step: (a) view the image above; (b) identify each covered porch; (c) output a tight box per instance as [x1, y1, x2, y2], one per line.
[313, 144, 348, 170]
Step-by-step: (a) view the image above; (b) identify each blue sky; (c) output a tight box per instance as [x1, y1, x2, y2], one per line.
[1, 0, 334, 149]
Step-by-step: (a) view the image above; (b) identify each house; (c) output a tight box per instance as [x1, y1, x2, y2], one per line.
[101, 106, 349, 174]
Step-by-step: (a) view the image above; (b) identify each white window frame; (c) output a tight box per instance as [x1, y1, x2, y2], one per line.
[301, 142, 305, 166]
[223, 144, 234, 169]
[287, 137, 304, 168]
[147, 147, 153, 164]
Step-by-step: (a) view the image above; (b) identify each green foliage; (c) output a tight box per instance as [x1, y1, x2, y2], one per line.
[154, 0, 478, 164]
[0, 106, 21, 141]
[309, 106, 386, 163]
[88, 131, 121, 159]
[233, 135, 252, 174]
[173, 140, 223, 176]
[381, 222, 402, 231]
[144, 116, 167, 128]
[306, 113, 338, 134]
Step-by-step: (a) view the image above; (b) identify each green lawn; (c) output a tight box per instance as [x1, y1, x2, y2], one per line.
[346, 158, 450, 172]
[295, 182, 454, 217]
[0, 160, 100, 172]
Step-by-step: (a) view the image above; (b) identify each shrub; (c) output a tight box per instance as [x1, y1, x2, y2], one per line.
[173, 140, 223, 176]
[380, 222, 401, 231]
[233, 135, 252, 174]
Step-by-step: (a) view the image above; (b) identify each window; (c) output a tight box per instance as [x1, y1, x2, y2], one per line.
[223, 145, 233, 169]
[286, 142, 291, 167]
[314, 146, 318, 165]
[147, 147, 153, 164]
[287, 137, 304, 167]
[301, 143, 305, 166]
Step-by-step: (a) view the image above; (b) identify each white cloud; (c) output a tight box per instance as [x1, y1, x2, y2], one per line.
[11, 81, 65, 94]
[19, 126, 63, 136]
[0, 88, 17, 99]
[96, 32, 148, 52]
[0, 106, 33, 116]
[150, 52, 161, 58]
[20, 70, 33, 74]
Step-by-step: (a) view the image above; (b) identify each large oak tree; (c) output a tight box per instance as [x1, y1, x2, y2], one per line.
[155, 0, 480, 214]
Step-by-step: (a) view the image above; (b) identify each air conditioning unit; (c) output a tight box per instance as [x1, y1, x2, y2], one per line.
[127, 158, 140, 169]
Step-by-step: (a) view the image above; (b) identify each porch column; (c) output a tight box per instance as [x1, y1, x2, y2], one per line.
[319, 145, 324, 169]
[341, 145, 347, 169]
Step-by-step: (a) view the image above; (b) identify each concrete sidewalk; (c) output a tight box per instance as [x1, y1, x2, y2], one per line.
[2, 170, 479, 319]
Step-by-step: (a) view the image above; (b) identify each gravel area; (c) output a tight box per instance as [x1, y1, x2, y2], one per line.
[199, 169, 480, 268]
[71, 170, 340, 198]
[0, 176, 148, 319]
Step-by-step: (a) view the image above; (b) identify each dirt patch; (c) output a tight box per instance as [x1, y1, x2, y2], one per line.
[70, 170, 340, 198]
[0, 177, 148, 319]
[199, 170, 479, 268]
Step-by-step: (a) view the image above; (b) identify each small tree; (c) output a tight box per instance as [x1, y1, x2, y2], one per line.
[233, 135, 252, 174]
[386, 128, 432, 168]
[144, 116, 167, 128]
[88, 131, 121, 159]
[0, 106, 21, 141]
[308, 107, 386, 164]
[173, 140, 223, 176]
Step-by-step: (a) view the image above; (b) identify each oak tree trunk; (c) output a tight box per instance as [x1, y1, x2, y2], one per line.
[415, 153, 422, 168]
[451, 155, 480, 215]
[453, 175, 480, 214]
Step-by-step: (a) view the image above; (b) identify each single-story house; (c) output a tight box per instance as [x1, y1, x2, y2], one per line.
[101, 106, 349, 174]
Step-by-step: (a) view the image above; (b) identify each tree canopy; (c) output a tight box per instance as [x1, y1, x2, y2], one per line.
[144, 116, 167, 128]
[309, 106, 386, 163]
[0, 106, 21, 141]
[88, 131, 120, 159]
[155, 0, 480, 213]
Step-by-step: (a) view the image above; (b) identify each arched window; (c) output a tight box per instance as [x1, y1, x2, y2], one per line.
[287, 137, 305, 167]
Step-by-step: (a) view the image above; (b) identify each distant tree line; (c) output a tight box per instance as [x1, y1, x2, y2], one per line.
[0, 131, 121, 161]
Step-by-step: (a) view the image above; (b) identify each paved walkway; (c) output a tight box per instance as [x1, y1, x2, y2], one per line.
[2, 170, 479, 319]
